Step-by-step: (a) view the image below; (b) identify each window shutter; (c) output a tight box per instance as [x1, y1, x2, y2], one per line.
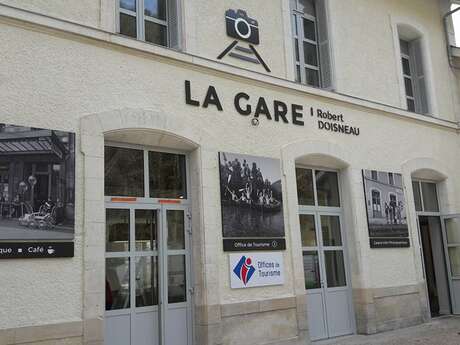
[315, 0, 333, 90]
[168, 0, 181, 50]
[410, 39, 429, 114]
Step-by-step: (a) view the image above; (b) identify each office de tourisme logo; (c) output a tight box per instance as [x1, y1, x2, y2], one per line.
[233, 255, 256, 285]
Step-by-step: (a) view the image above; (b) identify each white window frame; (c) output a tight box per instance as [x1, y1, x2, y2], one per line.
[292, 8, 321, 87]
[412, 179, 440, 215]
[391, 17, 438, 116]
[400, 43, 417, 113]
[117, 0, 172, 47]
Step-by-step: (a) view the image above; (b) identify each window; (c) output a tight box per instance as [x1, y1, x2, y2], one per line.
[413, 180, 439, 213]
[371, 190, 381, 217]
[371, 170, 378, 181]
[105, 146, 144, 197]
[295, 168, 340, 207]
[388, 172, 394, 185]
[118, 0, 181, 49]
[105, 146, 187, 199]
[399, 37, 428, 114]
[291, 0, 332, 88]
[451, 4, 460, 47]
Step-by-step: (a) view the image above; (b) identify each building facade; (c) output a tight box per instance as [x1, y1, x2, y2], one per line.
[0, 0, 459, 345]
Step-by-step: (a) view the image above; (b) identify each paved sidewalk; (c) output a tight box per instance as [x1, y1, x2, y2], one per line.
[315, 316, 460, 345]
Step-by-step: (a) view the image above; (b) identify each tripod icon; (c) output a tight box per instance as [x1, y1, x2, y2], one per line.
[217, 9, 271, 73]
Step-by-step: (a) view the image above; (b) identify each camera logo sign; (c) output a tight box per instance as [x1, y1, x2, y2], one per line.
[218, 9, 271, 73]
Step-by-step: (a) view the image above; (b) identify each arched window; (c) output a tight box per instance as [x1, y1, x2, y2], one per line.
[397, 24, 429, 114]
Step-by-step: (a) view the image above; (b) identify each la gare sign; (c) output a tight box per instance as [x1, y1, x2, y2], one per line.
[184, 80, 360, 136]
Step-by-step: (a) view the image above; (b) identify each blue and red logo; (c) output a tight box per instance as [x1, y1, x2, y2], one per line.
[233, 256, 256, 285]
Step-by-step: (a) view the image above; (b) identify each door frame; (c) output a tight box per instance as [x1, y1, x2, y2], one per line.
[104, 201, 193, 345]
[297, 165, 356, 340]
[104, 141, 194, 345]
[440, 214, 460, 315]
[413, 178, 453, 317]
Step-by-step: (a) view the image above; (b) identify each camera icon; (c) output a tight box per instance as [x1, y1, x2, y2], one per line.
[225, 9, 260, 45]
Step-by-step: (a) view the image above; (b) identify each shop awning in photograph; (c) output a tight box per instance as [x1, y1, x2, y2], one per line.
[0, 129, 67, 159]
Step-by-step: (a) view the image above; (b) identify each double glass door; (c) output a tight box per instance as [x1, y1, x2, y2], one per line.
[300, 211, 353, 340]
[105, 203, 191, 345]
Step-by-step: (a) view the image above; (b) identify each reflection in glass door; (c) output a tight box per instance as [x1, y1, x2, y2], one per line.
[105, 205, 191, 345]
[296, 167, 354, 341]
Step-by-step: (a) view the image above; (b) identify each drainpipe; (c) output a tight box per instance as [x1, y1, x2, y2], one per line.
[443, 5, 460, 69]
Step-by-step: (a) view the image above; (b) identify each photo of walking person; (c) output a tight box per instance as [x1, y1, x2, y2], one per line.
[363, 169, 409, 238]
[219, 152, 285, 238]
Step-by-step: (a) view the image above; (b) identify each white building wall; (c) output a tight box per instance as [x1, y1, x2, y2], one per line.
[0, 0, 458, 121]
[0, 1, 459, 344]
[0, 17, 459, 326]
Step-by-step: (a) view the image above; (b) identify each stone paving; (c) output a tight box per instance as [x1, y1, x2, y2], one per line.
[315, 316, 460, 345]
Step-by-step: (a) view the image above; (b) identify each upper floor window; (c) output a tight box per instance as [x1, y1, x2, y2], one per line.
[388, 172, 394, 185]
[371, 170, 378, 181]
[118, 0, 181, 49]
[291, 0, 332, 89]
[398, 35, 428, 114]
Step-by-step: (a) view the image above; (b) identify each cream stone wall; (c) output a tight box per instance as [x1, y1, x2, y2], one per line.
[0, 2, 459, 344]
[0, 0, 103, 28]
[1, 0, 457, 121]
[329, 0, 458, 121]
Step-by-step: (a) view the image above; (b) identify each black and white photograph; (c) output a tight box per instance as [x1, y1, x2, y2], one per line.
[219, 152, 285, 238]
[362, 169, 409, 238]
[0, 124, 75, 240]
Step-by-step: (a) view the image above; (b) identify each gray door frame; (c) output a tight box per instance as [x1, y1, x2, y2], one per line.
[440, 214, 460, 315]
[104, 201, 193, 345]
[104, 142, 194, 345]
[297, 166, 355, 341]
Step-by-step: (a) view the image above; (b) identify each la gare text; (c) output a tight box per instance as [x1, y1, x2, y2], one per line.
[185, 80, 360, 136]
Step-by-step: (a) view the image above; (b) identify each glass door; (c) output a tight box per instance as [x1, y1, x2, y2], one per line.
[162, 205, 192, 345]
[299, 211, 353, 340]
[297, 167, 354, 341]
[105, 205, 161, 345]
[441, 215, 460, 314]
[300, 212, 327, 340]
[105, 204, 191, 345]
[319, 213, 352, 338]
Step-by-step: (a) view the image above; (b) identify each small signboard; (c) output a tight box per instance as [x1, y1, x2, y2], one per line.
[0, 242, 74, 259]
[370, 238, 410, 249]
[223, 238, 286, 251]
[229, 252, 284, 289]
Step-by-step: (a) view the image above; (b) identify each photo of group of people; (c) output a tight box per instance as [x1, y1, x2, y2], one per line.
[219, 152, 285, 238]
[383, 200, 405, 225]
